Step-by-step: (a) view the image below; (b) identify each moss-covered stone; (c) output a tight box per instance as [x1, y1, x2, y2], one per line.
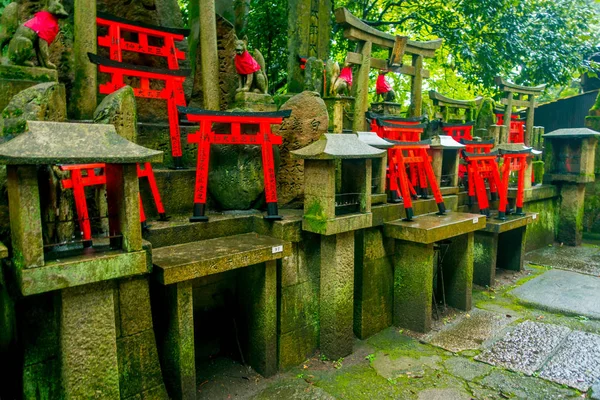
[0, 65, 58, 113]
[475, 97, 496, 134]
[473, 231, 498, 287]
[93, 85, 138, 143]
[523, 197, 558, 251]
[0, 82, 66, 138]
[557, 183, 586, 246]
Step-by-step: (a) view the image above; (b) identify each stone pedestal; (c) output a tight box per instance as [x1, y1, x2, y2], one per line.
[324, 96, 354, 133]
[371, 102, 402, 116]
[60, 282, 121, 398]
[320, 231, 355, 358]
[474, 214, 533, 287]
[234, 92, 277, 112]
[558, 184, 586, 246]
[385, 213, 484, 332]
[0, 65, 58, 112]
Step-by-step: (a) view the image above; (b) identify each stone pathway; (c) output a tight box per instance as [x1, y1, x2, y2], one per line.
[525, 243, 600, 276]
[511, 268, 600, 319]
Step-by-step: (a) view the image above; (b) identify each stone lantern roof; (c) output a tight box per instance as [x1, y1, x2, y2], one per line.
[0, 121, 162, 165]
[543, 128, 600, 139]
[430, 135, 464, 149]
[291, 133, 386, 160]
[356, 131, 394, 149]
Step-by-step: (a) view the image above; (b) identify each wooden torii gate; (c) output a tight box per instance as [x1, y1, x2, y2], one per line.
[495, 77, 546, 146]
[334, 8, 442, 131]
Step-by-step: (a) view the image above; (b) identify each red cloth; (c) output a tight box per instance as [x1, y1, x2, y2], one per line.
[235, 51, 261, 75]
[24, 11, 60, 44]
[376, 74, 392, 94]
[339, 66, 353, 86]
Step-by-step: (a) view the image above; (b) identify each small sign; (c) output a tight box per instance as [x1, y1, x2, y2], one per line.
[473, 217, 479, 224]
[532, 214, 537, 220]
[272, 245, 283, 254]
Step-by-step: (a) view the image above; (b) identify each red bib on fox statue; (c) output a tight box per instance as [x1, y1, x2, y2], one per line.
[376, 74, 392, 95]
[235, 51, 261, 75]
[339, 66, 353, 86]
[24, 11, 60, 44]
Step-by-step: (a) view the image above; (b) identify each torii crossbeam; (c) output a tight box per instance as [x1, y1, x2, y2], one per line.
[334, 8, 442, 130]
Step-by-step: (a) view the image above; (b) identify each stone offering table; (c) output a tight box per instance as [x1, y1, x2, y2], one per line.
[151, 232, 291, 399]
[474, 213, 537, 287]
[384, 212, 486, 332]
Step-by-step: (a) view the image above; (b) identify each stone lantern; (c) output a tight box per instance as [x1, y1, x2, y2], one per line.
[356, 131, 394, 205]
[0, 120, 162, 397]
[429, 135, 465, 192]
[543, 128, 600, 245]
[291, 133, 385, 359]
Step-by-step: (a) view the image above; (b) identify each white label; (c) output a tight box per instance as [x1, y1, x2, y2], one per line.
[473, 217, 479, 224]
[272, 245, 283, 254]
[532, 214, 537, 220]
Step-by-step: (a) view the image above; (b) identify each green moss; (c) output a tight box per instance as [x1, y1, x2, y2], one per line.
[304, 200, 328, 234]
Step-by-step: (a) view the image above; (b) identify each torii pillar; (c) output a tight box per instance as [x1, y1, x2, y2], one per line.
[334, 8, 442, 130]
[71, 0, 97, 119]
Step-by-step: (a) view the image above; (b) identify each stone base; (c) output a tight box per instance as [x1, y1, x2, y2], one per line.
[0, 65, 58, 112]
[234, 92, 277, 112]
[323, 96, 355, 133]
[370, 102, 402, 116]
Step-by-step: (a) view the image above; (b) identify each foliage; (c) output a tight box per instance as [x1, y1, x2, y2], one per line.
[0, 0, 11, 16]
[246, 0, 288, 93]
[335, 0, 600, 93]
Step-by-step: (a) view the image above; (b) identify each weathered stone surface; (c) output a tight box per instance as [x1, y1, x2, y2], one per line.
[384, 212, 486, 244]
[372, 354, 442, 380]
[557, 183, 586, 246]
[539, 331, 600, 391]
[254, 379, 335, 400]
[93, 85, 138, 142]
[0, 82, 66, 138]
[60, 282, 121, 398]
[476, 320, 571, 375]
[152, 233, 291, 284]
[275, 91, 328, 206]
[425, 309, 514, 353]
[475, 97, 496, 136]
[233, 92, 277, 112]
[207, 143, 277, 210]
[0, 65, 58, 112]
[417, 388, 472, 400]
[479, 369, 578, 399]
[320, 231, 355, 359]
[525, 244, 600, 276]
[523, 196, 558, 252]
[118, 277, 154, 337]
[304, 58, 324, 94]
[511, 269, 600, 319]
[443, 357, 493, 381]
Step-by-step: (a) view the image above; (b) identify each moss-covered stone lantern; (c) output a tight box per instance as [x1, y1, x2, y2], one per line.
[292, 133, 385, 359]
[543, 128, 600, 245]
[0, 120, 162, 397]
[356, 131, 394, 205]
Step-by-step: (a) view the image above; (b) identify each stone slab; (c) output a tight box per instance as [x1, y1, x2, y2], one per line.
[475, 320, 571, 375]
[479, 213, 535, 234]
[417, 388, 472, 400]
[152, 233, 291, 284]
[510, 269, 600, 319]
[424, 309, 514, 353]
[525, 245, 600, 276]
[0, 65, 58, 111]
[303, 212, 372, 236]
[18, 250, 148, 296]
[539, 330, 600, 391]
[384, 212, 486, 244]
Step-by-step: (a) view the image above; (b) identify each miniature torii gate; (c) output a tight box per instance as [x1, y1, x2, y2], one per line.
[334, 8, 442, 131]
[495, 77, 546, 146]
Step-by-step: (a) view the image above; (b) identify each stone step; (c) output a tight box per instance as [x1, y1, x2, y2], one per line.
[151, 233, 291, 285]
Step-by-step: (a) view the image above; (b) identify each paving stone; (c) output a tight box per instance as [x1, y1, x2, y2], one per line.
[479, 369, 579, 399]
[591, 381, 600, 400]
[475, 320, 571, 375]
[253, 379, 335, 400]
[511, 269, 600, 319]
[371, 353, 442, 380]
[417, 388, 471, 400]
[525, 245, 600, 276]
[425, 309, 514, 353]
[443, 357, 493, 381]
[539, 331, 600, 391]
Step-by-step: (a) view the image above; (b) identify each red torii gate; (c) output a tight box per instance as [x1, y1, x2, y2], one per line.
[179, 107, 292, 222]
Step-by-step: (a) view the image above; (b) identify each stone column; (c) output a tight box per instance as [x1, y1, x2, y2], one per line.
[558, 183, 586, 246]
[503, 94, 513, 132]
[238, 260, 277, 376]
[60, 282, 120, 398]
[199, 0, 220, 111]
[409, 55, 423, 118]
[160, 281, 196, 400]
[287, 0, 332, 93]
[473, 231, 498, 287]
[442, 232, 473, 311]
[393, 241, 434, 333]
[525, 96, 536, 146]
[353, 41, 372, 132]
[105, 164, 142, 252]
[71, 0, 97, 119]
[320, 231, 354, 359]
[7, 166, 44, 269]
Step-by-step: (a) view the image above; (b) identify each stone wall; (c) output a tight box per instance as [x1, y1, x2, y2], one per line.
[521, 187, 559, 252]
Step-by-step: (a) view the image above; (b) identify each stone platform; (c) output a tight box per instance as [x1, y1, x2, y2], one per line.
[384, 212, 486, 243]
[0, 65, 58, 111]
